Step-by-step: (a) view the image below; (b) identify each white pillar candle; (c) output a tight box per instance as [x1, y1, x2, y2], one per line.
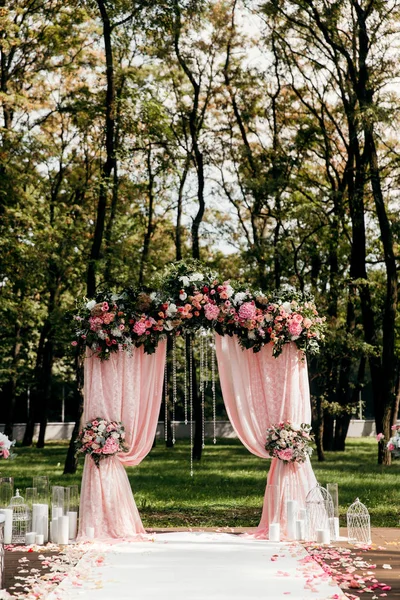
[0, 508, 13, 544]
[269, 522, 280, 542]
[40, 504, 49, 543]
[316, 528, 330, 545]
[86, 526, 94, 540]
[67, 511, 78, 540]
[298, 508, 307, 521]
[58, 516, 69, 545]
[35, 534, 44, 545]
[295, 519, 305, 540]
[286, 500, 298, 540]
[25, 531, 36, 545]
[329, 516, 340, 540]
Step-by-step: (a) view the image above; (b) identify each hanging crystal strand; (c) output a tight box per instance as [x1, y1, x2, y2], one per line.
[172, 336, 177, 445]
[189, 336, 194, 477]
[211, 336, 217, 444]
[204, 331, 209, 387]
[164, 356, 168, 442]
[184, 334, 188, 425]
[200, 333, 205, 449]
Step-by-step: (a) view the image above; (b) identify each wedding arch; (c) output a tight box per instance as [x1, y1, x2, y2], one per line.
[71, 262, 326, 540]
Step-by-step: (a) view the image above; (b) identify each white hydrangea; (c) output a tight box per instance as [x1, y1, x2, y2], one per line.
[98, 331, 106, 340]
[111, 294, 121, 302]
[189, 272, 204, 281]
[248, 330, 256, 339]
[86, 300, 97, 310]
[111, 328, 122, 338]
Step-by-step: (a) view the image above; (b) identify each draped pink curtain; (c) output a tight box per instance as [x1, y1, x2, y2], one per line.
[78, 341, 166, 540]
[215, 335, 317, 538]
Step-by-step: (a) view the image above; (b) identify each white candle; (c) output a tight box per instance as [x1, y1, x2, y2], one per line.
[0, 508, 13, 544]
[269, 522, 280, 542]
[58, 516, 69, 545]
[25, 531, 36, 545]
[52, 506, 63, 520]
[316, 528, 330, 544]
[35, 534, 44, 545]
[67, 511, 78, 540]
[286, 500, 298, 540]
[298, 508, 307, 521]
[86, 526, 94, 540]
[40, 504, 49, 543]
[329, 516, 340, 540]
[295, 519, 305, 540]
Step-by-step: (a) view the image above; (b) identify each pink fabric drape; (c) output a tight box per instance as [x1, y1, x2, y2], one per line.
[78, 341, 166, 540]
[215, 335, 317, 537]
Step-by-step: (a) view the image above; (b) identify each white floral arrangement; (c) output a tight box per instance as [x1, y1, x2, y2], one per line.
[0, 432, 16, 459]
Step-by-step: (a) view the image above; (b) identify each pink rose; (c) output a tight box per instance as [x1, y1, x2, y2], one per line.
[277, 448, 293, 461]
[102, 302, 109, 311]
[102, 437, 119, 454]
[71, 341, 78, 346]
[204, 303, 220, 321]
[288, 320, 302, 337]
[133, 321, 147, 335]
[238, 302, 257, 321]
[303, 317, 312, 329]
[2, 448, 10, 459]
[388, 443, 395, 451]
[376, 433, 384, 442]
[292, 313, 303, 323]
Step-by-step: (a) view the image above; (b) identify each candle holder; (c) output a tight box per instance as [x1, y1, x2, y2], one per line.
[305, 485, 334, 542]
[0, 478, 14, 508]
[33, 476, 49, 504]
[327, 483, 340, 540]
[347, 498, 371, 545]
[67, 486, 79, 541]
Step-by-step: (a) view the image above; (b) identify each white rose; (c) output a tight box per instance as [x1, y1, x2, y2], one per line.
[179, 292, 187, 301]
[282, 302, 292, 313]
[248, 330, 256, 339]
[179, 276, 190, 287]
[98, 331, 105, 340]
[265, 313, 273, 322]
[233, 292, 247, 305]
[86, 300, 96, 310]
[150, 292, 157, 300]
[226, 285, 234, 298]
[98, 424, 106, 432]
[164, 320, 174, 331]
[166, 303, 177, 318]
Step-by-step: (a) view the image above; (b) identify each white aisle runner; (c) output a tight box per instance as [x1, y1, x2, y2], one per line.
[49, 532, 344, 600]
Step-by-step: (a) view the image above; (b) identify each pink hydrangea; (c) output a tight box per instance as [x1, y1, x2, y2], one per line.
[102, 437, 120, 454]
[204, 303, 220, 321]
[133, 321, 147, 335]
[238, 302, 257, 321]
[277, 448, 293, 461]
[288, 320, 303, 337]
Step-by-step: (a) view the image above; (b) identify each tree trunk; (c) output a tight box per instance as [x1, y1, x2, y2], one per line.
[139, 144, 155, 285]
[3, 325, 21, 438]
[64, 353, 84, 474]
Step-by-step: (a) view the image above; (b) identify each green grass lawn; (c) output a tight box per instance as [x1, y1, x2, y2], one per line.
[1, 438, 399, 528]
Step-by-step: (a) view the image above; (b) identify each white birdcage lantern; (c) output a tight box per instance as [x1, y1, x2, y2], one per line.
[305, 484, 334, 542]
[347, 498, 371, 545]
[9, 489, 30, 544]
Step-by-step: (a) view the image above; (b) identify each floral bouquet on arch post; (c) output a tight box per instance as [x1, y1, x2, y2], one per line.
[75, 418, 128, 467]
[0, 432, 16, 460]
[265, 421, 314, 463]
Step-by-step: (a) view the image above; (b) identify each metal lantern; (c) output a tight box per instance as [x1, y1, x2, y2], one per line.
[9, 489, 30, 544]
[347, 498, 371, 545]
[305, 484, 334, 541]
[0, 514, 4, 588]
